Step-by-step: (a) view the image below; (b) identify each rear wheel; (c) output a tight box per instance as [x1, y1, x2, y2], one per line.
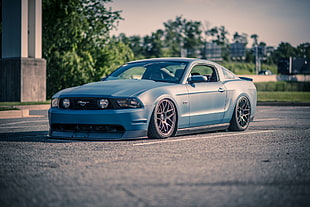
[229, 96, 251, 131]
[148, 99, 177, 139]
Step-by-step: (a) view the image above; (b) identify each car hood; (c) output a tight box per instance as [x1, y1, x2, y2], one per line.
[54, 79, 173, 98]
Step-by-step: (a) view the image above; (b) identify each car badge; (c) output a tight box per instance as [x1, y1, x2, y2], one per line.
[77, 100, 89, 107]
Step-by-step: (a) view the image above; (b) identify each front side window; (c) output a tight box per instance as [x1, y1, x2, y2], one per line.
[190, 65, 219, 82]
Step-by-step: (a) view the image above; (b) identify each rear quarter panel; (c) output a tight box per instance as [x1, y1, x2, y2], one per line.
[222, 79, 257, 123]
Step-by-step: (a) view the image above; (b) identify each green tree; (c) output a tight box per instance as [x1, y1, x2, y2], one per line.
[183, 20, 202, 57]
[206, 26, 230, 60]
[206, 27, 218, 42]
[163, 16, 202, 57]
[271, 42, 297, 60]
[163, 16, 185, 56]
[99, 38, 134, 77]
[43, 0, 131, 98]
[143, 29, 165, 58]
[250, 34, 259, 46]
[117, 33, 145, 59]
[207, 26, 229, 46]
[233, 32, 248, 46]
[296, 43, 310, 58]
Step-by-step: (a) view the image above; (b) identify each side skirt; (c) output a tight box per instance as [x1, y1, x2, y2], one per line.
[175, 123, 230, 136]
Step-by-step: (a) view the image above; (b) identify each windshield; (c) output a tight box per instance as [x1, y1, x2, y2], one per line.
[105, 61, 188, 83]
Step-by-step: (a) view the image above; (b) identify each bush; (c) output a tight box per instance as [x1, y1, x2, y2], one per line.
[255, 82, 310, 91]
[219, 62, 277, 75]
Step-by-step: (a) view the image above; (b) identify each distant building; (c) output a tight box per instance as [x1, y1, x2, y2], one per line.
[252, 45, 266, 57]
[278, 57, 310, 74]
[230, 42, 246, 60]
[204, 42, 222, 61]
[266, 46, 274, 57]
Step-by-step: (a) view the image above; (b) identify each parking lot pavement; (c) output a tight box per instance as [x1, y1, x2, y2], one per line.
[0, 106, 309, 207]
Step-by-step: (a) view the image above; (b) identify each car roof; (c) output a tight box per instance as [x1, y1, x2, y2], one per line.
[127, 57, 213, 65]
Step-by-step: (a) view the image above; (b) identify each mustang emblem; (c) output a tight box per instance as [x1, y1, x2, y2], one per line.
[77, 100, 90, 107]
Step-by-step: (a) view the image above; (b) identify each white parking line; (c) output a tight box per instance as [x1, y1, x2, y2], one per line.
[254, 118, 280, 121]
[133, 130, 274, 146]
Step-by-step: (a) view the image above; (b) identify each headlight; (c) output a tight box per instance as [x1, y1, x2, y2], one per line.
[98, 99, 109, 109]
[116, 98, 141, 108]
[62, 98, 70, 109]
[51, 98, 59, 108]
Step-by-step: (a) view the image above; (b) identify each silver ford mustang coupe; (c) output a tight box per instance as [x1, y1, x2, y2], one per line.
[48, 58, 257, 140]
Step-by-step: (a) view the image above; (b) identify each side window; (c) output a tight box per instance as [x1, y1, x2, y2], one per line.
[190, 65, 218, 82]
[222, 67, 237, 80]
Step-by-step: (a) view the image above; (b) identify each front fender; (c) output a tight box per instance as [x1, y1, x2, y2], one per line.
[138, 85, 190, 129]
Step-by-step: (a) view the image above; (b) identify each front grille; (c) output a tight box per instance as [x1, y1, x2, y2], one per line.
[59, 98, 119, 110]
[52, 124, 125, 133]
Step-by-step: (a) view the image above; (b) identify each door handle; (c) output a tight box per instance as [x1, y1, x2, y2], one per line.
[218, 88, 225, 93]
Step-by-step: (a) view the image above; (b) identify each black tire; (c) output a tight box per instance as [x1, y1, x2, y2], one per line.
[229, 96, 251, 131]
[148, 99, 177, 139]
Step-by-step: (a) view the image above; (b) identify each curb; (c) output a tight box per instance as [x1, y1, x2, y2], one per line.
[15, 104, 50, 110]
[0, 109, 30, 119]
[0, 104, 50, 119]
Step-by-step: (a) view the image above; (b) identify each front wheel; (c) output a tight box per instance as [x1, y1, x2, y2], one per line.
[229, 96, 251, 131]
[148, 99, 177, 139]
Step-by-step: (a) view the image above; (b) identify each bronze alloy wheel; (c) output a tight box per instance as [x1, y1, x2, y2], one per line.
[148, 99, 177, 138]
[229, 96, 251, 131]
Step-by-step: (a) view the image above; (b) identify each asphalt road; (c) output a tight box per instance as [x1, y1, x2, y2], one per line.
[0, 106, 309, 207]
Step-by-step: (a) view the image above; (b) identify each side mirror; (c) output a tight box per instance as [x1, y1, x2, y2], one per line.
[188, 75, 208, 84]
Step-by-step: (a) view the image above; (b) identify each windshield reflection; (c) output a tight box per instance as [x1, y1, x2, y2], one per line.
[105, 61, 188, 83]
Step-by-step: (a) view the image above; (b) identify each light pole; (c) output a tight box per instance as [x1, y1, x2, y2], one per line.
[255, 44, 261, 74]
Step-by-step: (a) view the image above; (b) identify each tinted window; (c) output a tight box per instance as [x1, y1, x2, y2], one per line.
[106, 61, 188, 83]
[222, 67, 237, 80]
[190, 65, 218, 82]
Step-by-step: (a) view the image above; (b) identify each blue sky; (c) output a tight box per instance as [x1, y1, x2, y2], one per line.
[108, 0, 310, 47]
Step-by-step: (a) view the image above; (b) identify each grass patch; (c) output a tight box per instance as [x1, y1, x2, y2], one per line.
[0, 101, 50, 111]
[258, 92, 310, 102]
[0, 107, 19, 111]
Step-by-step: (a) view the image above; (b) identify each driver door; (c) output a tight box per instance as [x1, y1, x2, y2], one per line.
[186, 65, 226, 127]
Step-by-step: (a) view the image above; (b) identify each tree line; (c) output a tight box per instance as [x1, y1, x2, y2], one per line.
[42, 0, 310, 98]
[115, 16, 309, 64]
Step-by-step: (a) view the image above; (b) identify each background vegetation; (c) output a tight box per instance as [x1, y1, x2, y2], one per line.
[42, 0, 310, 98]
[255, 82, 310, 92]
[257, 92, 310, 103]
[43, 0, 133, 97]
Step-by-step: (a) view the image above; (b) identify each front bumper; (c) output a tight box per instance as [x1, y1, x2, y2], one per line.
[48, 106, 151, 140]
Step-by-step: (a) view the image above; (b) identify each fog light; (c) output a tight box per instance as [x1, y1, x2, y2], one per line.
[62, 98, 70, 109]
[98, 99, 109, 109]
